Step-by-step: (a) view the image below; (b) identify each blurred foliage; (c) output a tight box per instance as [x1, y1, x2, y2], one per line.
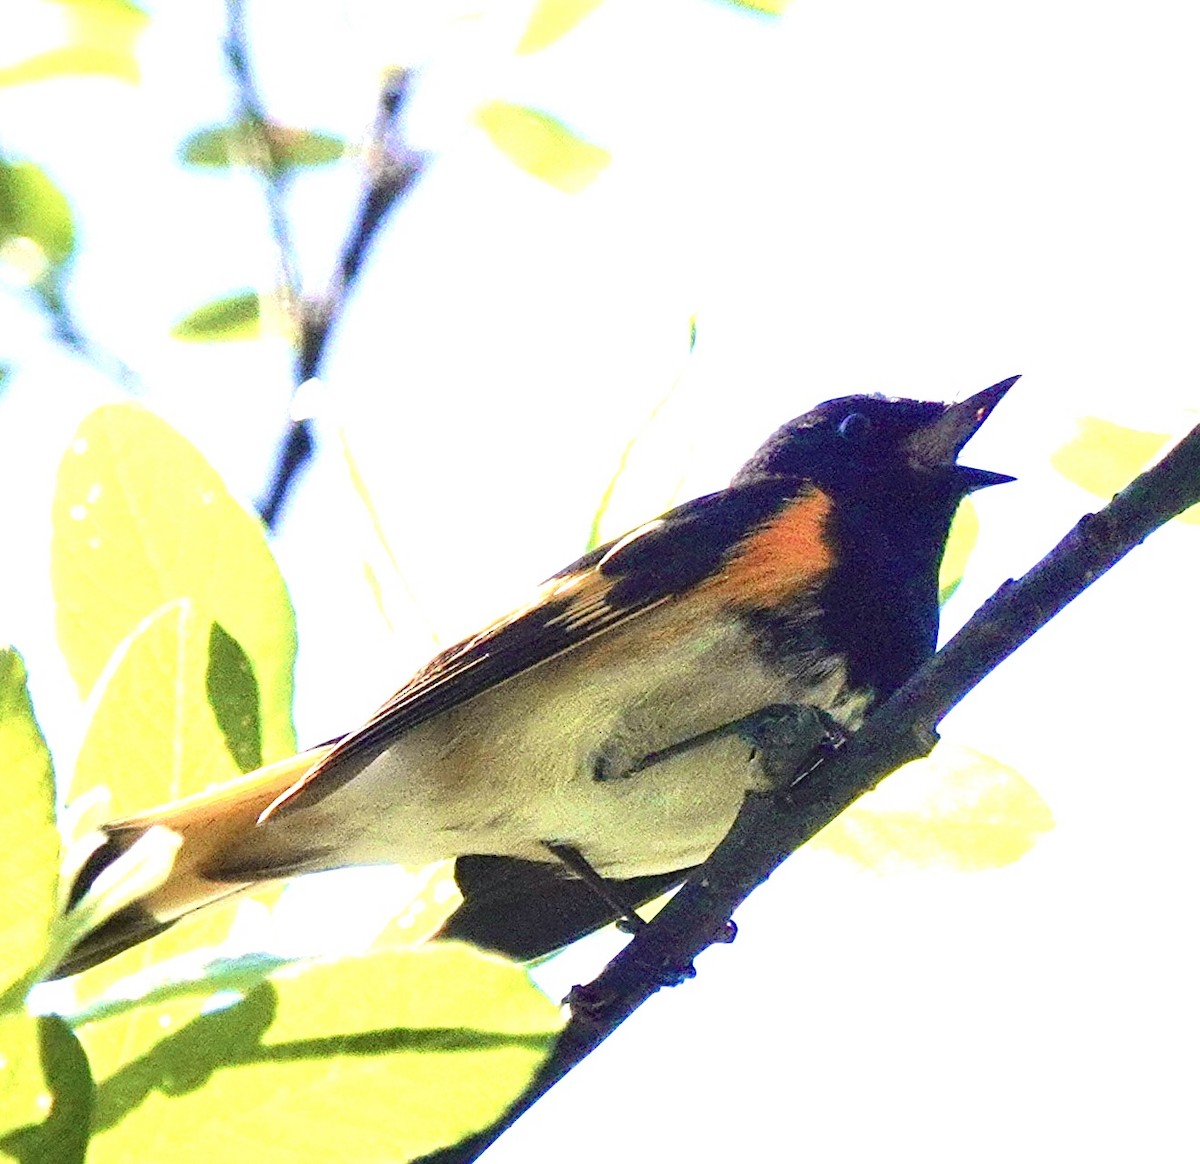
[1052, 415, 1200, 524]
[816, 744, 1054, 873]
[179, 123, 346, 172]
[517, 0, 606, 53]
[0, 157, 75, 270]
[938, 498, 980, 604]
[476, 100, 611, 193]
[170, 291, 263, 342]
[728, 0, 794, 11]
[0, 403, 559, 1162]
[0, 0, 146, 88]
[0, 651, 58, 1009]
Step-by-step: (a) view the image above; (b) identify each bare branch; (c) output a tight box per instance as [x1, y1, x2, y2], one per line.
[222, 0, 304, 306]
[423, 421, 1200, 1163]
[257, 70, 426, 530]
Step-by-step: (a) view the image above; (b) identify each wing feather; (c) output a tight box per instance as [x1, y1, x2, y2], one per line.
[266, 477, 806, 818]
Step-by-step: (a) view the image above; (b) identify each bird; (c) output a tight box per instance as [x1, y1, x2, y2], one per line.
[53, 378, 1016, 978]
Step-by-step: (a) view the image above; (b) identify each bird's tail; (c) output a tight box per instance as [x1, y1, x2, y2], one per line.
[52, 745, 335, 978]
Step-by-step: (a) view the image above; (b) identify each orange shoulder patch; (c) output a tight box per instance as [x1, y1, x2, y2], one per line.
[704, 487, 835, 608]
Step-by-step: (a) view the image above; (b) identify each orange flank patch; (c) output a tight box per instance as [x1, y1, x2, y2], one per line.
[706, 487, 835, 607]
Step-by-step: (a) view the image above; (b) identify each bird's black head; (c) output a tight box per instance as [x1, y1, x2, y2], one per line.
[730, 377, 1017, 699]
[733, 376, 1017, 502]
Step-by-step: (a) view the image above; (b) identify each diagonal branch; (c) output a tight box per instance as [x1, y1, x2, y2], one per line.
[222, 4, 426, 529]
[257, 69, 426, 530]
[423, 420, 1200, 1163]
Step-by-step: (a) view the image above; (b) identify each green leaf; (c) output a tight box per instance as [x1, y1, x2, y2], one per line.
[0, 649, 58, 1008]
[476, 101, 610, 193]
[1051, 415, 1200, 524]
[0, 157, 76, 271]
[938, 497, 979, 604]
[0, 0, 147, 87]
[179, 124, 346, 171]
[170, 292, 261, 342]
[65, 602, 262, 1054]
[83, 945, 562, 1161]
[62, 952, 292, 1029]
[206, 623, 262, 774]
[0, 1015, 94, 1164]
[815, 743, 1055, 872]
[52, 404, 296, 766]
[72, 601, 241, 814]
[0, 1013, 44, 1147]
[516, 0, 605, 53]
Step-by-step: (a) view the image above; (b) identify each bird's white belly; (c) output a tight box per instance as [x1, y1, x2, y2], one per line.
[293, 604, 869, 880]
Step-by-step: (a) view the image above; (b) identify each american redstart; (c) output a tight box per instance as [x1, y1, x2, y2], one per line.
[55, 378, 1015, 977]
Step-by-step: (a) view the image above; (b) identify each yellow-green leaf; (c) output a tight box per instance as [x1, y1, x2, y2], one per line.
[72, 602, 240, 813]
[1051, 415, 1200, 524]
[938, 497, 979, 604]
[179, 124, 346, 171]
[52, 404, 295, 764]
[722, 0, 793, 13]
[476, 101, 610, 193]
[83, 945, 562, 1162]
[0, 157, 76, 270]
[1051, 416, 1168, 498]
[65, 602, 267, 1058]
[0, 0, 148, 87]
[170, 292, 261, 342]
[516, 0, 604, 53]
[0, 1015, 93, 1163]
[815, 744, 1054, 872]
[371, 861, 462, 950]
[0, 649, 58, 1008]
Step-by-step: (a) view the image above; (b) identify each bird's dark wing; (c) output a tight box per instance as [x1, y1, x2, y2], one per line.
[440, 855, 693, 961]
[266, 476, 812, 817]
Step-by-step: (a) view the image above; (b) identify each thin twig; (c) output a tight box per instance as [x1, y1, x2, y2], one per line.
[257, 69, 426, 530]
[3, 265, 142, 391]
[420, 422, 1200, 1163]
[44, 290, 142, 391]
[222, 0, 304, 306]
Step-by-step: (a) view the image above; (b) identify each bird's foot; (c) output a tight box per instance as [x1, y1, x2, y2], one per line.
[617, 702, 845, 789]
[732, 703, 847, 789]
[543, 841, 647, 934]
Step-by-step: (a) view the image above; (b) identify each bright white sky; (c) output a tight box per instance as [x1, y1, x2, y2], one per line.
[2, 1, 1199, 1160]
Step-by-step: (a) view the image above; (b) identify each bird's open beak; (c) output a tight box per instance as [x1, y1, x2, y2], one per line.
[908, 375, 1019, 490]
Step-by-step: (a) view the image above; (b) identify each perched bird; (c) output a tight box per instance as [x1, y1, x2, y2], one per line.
[55, 379, 1015, 978]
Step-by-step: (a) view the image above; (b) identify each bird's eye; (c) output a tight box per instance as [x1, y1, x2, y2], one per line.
[837, 412, 872, 442]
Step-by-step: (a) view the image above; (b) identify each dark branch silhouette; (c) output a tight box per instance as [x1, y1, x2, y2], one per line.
[221, 3, 425, 529]
[419, 420, 1200, 1164]
[256, 70, 426, 530]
